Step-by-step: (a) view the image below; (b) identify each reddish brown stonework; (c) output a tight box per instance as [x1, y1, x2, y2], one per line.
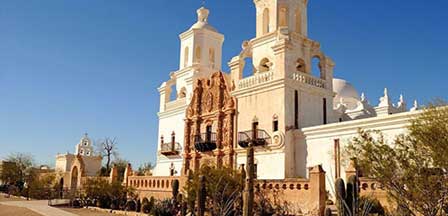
[182, 71, 236, 174]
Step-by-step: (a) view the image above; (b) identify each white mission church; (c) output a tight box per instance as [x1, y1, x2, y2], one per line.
[151, 0, 422, 192]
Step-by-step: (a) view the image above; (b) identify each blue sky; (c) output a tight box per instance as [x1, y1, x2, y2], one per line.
[1, 0, 447, 167]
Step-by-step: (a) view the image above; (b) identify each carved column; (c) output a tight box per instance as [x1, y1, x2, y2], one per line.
[182, 119, 192, 176]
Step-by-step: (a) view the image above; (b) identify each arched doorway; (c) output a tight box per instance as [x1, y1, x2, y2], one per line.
[71, 167, 79, 191]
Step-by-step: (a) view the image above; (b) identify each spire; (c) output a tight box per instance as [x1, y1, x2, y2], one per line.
[360, 92, 366, 102]
[396, 94, 406, 112]
[378, 88, 392, 107]
[411, 100, 419, 111]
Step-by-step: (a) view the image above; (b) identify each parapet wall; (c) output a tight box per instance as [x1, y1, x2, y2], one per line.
[359, 177, 391, 209]
[127, 176, 182, 200]
[124, 165, 326, 215]
[255, 165, 326, 215]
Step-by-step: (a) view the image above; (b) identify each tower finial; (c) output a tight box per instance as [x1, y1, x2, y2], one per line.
[197, 6, 210, 23]
[202, 0, 205, 7]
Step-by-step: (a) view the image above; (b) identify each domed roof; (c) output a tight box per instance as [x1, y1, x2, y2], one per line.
[333, 78, 359, 100]
[333, 78, 360, 110]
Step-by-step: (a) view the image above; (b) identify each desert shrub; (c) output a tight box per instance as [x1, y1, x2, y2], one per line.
[184, 166, 243, 216]
[72, 199, 82, 208]
[125, 200, 137, 211]
[359, 196, 386, 215]
[151, 199, 177, 216]
[141, 197, 155, 213]
[82, 178, 134, 209]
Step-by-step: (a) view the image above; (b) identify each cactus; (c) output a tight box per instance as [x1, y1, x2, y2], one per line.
[178, 194, 187, 216]
[197, 175, 206, 216]
[243, 145, 255, 216]
[324, 207, 332, 216]
[335, 178, 347, 215]
[335, 175, 359, 216]
[172, 179, 180, 200]
[136, 199, 141, 212]
[187, 170, 195, 214]
[347, 175, 359, 216]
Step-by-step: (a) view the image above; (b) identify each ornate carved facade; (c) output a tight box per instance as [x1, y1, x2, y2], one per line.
[182, 71, 236, 175]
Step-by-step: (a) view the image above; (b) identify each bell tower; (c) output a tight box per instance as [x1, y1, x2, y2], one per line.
[254, 0, 308, 37]
[231, 0, 336, 179]
[154, 6, 225, 176]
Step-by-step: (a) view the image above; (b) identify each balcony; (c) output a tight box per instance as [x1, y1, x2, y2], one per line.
[238, 129, 271, 148]
[160, 142, 181, 156]
[194, 132, 217, 152]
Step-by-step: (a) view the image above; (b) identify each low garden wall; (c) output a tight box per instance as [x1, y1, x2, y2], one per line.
[127, 176, 182, 200]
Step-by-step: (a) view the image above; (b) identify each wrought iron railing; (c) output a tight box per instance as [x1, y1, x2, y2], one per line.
[194, 132, 217, 152]
[160, 142, 181, 156]
[238, 129, 271, 148]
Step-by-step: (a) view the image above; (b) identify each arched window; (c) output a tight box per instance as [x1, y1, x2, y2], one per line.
[195, 46, 201, 63]
[279, 7, 288, 27]
[295, 8, 301, 34]
[184, 46, 189, 67]
[296, 58, 306, 73]
[259, 58, 272, 73]
[311, 56, 323, 78]
[169, 84, 177, 101]
[242, 57, 255, 78]
[209, 48, 215, 68]
[262, 8, 270, 35]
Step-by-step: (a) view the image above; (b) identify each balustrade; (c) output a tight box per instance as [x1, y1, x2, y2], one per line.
[290, 71, 326, 89]
[238, 71, 274, 89]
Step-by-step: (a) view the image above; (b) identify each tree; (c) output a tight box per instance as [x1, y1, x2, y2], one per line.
[1, 153, 35, 189]
[97, 137, 118, 175]
[136, 162, 154, 176]
[346, 102, 448, 216]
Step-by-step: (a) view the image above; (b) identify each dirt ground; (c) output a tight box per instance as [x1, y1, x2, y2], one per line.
[0, 204, 43, 216]
[58, 207, 119, 216]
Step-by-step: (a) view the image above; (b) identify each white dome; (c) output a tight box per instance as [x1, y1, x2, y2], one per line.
[333, 78, 360, 109]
